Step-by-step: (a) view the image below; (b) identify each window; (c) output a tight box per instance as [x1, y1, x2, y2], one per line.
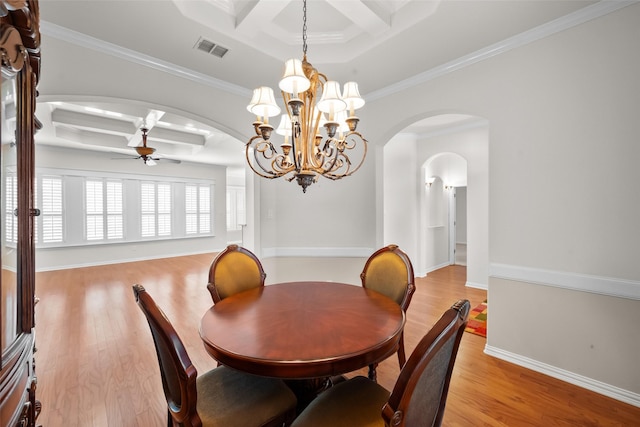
[34, 168, 213, 247]
[4, 173, 17, 244]
[227, 186, 245, 231]
[141, 182, 172, 238]
[106, 181, 123, 239]
[85, 179, 123, 241]
[37, 175, 63, 243]
[186, 183, 211, 235]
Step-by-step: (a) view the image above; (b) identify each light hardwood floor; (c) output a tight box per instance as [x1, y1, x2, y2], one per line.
[34, 254, 640, 426]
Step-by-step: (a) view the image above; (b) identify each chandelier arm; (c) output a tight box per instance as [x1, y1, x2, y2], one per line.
[246, 135, 294, 179]
[336, 132, 368, 177]
[317, 132, 368, 179]
[246, 137, 277, 178]
[315, 140, 340, 173]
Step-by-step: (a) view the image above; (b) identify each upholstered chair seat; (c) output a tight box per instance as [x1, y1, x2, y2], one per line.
[133, 284, 297, 427]
[196, 366, 298, 427]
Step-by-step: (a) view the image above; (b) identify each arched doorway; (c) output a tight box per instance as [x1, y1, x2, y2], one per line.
[382, 114, 489, 289]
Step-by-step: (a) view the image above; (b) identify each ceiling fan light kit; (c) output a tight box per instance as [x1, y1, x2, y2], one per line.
[245, 0, 368, 193]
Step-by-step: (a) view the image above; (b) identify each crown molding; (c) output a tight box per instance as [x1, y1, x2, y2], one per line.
[40, 20, 251, 98]
[366, 0, 638, 102]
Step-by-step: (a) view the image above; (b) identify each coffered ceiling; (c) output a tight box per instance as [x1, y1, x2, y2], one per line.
[35, 0, 603, 168]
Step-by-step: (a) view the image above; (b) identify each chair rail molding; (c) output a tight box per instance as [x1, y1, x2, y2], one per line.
[489, 263, 640, 300]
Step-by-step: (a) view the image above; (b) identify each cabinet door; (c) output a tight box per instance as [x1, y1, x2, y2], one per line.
[0, 17, 36, 362]
[1, 60, 19, 357]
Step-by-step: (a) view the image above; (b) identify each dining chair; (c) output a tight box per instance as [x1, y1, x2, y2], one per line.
[207, 244, 267, 303]
[360, 244, 416, 380]
[291, 299, 470, 427]
[132, 284, 297, 427]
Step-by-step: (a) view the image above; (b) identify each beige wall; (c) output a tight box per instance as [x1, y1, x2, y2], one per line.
[362, 3, 640, 403]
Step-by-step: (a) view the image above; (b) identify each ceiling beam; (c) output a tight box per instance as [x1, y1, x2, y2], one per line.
[325, 0, 390, 35]
[148, 126, 206, 146]
[54, 126, 129, 149]
[51, 109, 136, 135]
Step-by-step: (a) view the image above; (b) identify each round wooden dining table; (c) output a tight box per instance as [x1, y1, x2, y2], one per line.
[199, 281, 405, 379]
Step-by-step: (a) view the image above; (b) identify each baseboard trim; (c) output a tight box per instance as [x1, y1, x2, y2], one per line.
[484, 344, 640, 408]
[490, 263, 640, 300]
[466, 281, 487, 290]
[35, 248, 223, 272]
[425, 262, 451, 274]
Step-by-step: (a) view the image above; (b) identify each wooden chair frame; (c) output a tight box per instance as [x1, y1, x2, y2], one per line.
[382, 299, 470, 426]
[133, 284, 202, 426]
[360, 244, 416, 379]
[290, 300, 470, 427]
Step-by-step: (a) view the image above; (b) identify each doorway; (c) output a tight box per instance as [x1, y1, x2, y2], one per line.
[454, 186, 467, 266]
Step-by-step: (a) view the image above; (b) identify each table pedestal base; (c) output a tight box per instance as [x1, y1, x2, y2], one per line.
[285, 377, 343, 412]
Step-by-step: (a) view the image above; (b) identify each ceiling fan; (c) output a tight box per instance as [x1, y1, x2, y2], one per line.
[126, 127, 181, 166]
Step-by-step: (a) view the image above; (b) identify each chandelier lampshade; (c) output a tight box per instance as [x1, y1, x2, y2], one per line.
[245, 0, 368, 193]
[249, 86, 281, 120]
[279, 59, 311, 96]
[342, 82, 365, 113]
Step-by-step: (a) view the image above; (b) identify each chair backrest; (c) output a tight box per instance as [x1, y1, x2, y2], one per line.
[132, 284, 202, 427]
[207, 244, 267, 303]
[360, 244, 415, 311]
[381, 299, 470, 427]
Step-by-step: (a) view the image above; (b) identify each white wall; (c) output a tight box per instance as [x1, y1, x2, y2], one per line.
[383, 133, 418, 264]
[258, 153, 377, 257]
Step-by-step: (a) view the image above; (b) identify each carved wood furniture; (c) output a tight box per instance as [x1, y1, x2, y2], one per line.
[360, 244, 416, 380]
[199, 281, 405, 379]
[206, 244, 267, 303]
[133, 284, 298, 427]
[290, 300, 470, 427]
[0, 1, 41, 426]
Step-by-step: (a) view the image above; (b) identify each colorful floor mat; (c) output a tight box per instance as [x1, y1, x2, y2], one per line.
[464, 300, 487, 338]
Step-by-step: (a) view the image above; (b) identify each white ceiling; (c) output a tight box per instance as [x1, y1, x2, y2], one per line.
[35, 0, 599, 168]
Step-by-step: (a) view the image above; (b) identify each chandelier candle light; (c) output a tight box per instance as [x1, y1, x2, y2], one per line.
[245, 0, 368, 193]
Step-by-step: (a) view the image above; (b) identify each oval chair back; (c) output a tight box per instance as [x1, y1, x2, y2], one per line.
[207, 244, 266, 303]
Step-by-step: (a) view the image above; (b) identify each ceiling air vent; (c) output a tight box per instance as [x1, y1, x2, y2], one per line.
[194, 37, 229, 58]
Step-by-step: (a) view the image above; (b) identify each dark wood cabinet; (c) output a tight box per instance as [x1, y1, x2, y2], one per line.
[0, 1, 41, 425]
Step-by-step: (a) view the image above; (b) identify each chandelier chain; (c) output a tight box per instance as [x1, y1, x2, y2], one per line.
[302, 0, 308, 56]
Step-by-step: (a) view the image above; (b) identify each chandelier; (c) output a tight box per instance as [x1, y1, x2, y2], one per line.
[245, 0, 368, 193]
